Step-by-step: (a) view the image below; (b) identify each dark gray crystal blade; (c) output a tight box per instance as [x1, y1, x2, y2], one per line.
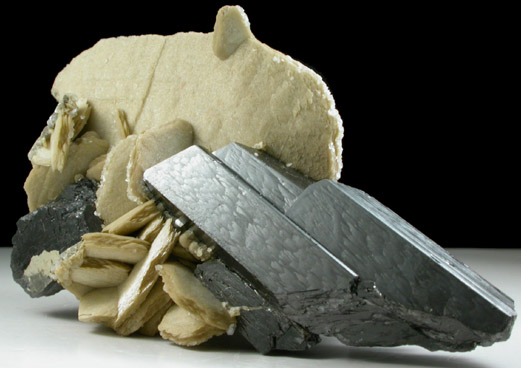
[11, 179, 102, 298]
[144, 145, 358, 296]
[143, 144, 516, 352]
[213, 143, 516, 349]
[195, 259, 320, 354]
[143, 147, 446, 349]
[143, 146, 360, 320]
[213, 143, 313, 212]
[285, 180, 516, 349]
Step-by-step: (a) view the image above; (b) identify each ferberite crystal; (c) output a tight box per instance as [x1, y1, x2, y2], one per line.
[143, 143, 516, 353]
[11, 179, 102, 298]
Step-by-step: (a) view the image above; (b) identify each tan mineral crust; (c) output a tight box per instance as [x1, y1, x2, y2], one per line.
[50, 5, 343, 185]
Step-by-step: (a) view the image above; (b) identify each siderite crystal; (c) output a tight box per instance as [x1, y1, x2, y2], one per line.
[143, 143, 516, 353]
[11, 179, 102, 298]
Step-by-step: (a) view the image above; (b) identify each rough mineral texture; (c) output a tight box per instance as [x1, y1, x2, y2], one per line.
[50, 5, 343, 182]
[11, 179, 102, 297]
[284, 180, 516, 349]
[195, 258, 320, 354]
[144, 144, 516, 353]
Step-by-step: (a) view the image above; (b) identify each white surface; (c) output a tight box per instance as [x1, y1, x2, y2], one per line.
[1, 247, 519, 368]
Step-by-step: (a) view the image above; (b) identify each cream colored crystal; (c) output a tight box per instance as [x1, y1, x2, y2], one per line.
[213, 5, 253, 60]
[28, 94, 91, 171]
[78, 287, 119, 325]
[114, 279, 172, 336]
[114, 108, 132, 141]
[76, 219, 177, 330]
[114, 218, 178, 328]
[171, 244, 199, 263]
[101, 199, 160, 235]
[139, 300, 174, 337]
[158, 305, 225, 346]
[136, 215, 165, 243]
[53, 242, 93, 299]
[70, 258, 131, 288]
[96, 134, 138, 224]
[156, 262, 236, 331]
[82, 232, 150, 264]
[24, 131, 109, 211]
[178, 226, 214, 262]
[49, 102, 77, 172]
[85, 153, 106, 181]
[127, 119, 193, 204]
[51, 5, 343, 181]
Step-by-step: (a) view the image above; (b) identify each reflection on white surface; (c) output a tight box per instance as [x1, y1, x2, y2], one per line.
[1, 248, 519, 368]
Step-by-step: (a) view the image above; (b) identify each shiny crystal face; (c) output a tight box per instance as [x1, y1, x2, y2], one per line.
[144, 143, 516, 353]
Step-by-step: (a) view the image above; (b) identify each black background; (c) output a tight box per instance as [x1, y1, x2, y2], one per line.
[4, 1, 517, 249]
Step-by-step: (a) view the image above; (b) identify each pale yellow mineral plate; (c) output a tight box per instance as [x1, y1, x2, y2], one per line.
[51, 5, 344, 183]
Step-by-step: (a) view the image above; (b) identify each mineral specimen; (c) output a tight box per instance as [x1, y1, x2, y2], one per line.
[11, 179, 102, 297]
[143, 143, 517, 353]
[10, 3, 517, 357]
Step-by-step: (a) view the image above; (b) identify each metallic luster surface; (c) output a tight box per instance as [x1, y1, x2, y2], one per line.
[214, 143, 313, 212]
[11, 179, 102, 297]
[286, 181, 515, 336]
[144, 145, 358, 296]
[144, 144, 516, 352]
